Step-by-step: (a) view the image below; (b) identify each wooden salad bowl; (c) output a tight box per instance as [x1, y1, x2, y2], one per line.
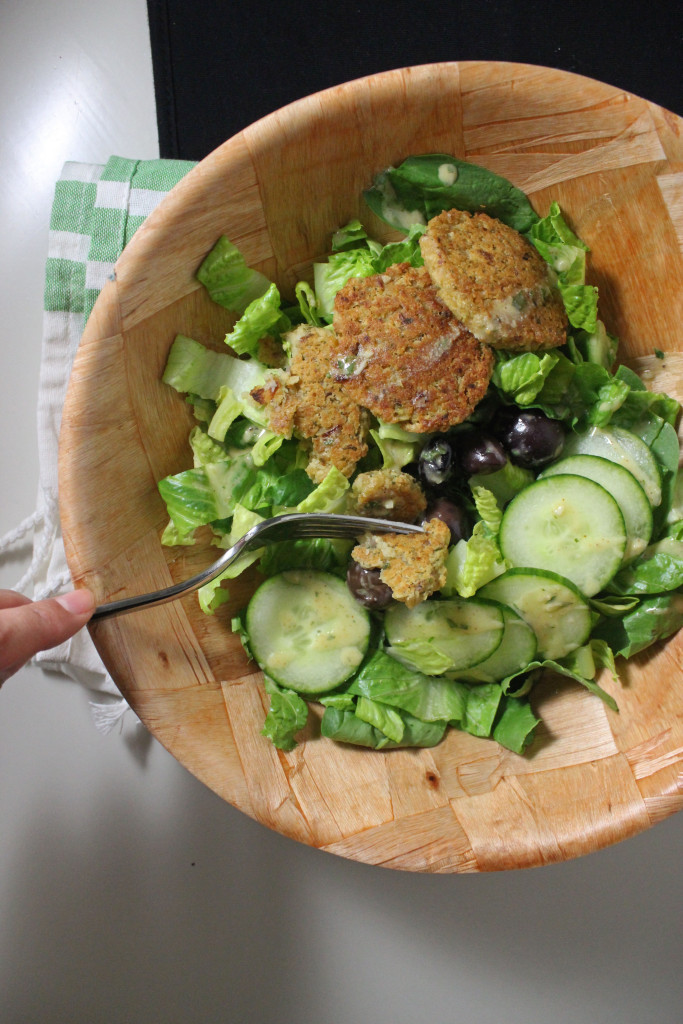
[59, 62, 683, 872]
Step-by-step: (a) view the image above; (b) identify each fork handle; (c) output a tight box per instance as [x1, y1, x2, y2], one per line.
[91, 540, 245, 620]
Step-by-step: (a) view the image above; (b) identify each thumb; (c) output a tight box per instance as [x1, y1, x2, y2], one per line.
[0, 588, 95, 683]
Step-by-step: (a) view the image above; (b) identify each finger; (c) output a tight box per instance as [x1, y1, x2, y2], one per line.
[0, 589, 95, 683]
[0, 590, 32, 611]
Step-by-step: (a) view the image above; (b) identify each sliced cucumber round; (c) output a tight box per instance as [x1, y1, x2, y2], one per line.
[245, 570, 371, 693]
[499, 474, 626, 596]
[561, 425, 662, 507]
[384, 596, 505, 676]
[479, 568, 592, 660]
[454, 602, 538, 684]
[539, 454, 652, 563]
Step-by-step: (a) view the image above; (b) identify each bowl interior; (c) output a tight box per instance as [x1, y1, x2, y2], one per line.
[59, 62, 683, 872]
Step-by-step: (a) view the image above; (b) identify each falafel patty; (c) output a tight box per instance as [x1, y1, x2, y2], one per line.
[350, 469, 427, 522]
[250, 324, 369, 484]
[331, 263, 494, 433]
[420, 208, 567, 351]
[352, 518, 451, 608]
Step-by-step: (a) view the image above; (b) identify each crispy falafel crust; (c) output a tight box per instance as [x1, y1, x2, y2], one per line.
[352, 518, 451, 608]
[331, 263, 494, 433]
[250, 324, 369, 483]
[350, 469, 427, 522]
[420, 208, 567, 352]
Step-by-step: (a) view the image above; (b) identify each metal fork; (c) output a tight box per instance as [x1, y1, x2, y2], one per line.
[92, 512, 424, 620]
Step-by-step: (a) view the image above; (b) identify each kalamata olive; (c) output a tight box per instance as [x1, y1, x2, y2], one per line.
[458, 432, 507, 475]
[418, 435, 455, 488]
[346, 561, 394, 610]
[492, 407, 565, 468]
[422, 498, 470, 545]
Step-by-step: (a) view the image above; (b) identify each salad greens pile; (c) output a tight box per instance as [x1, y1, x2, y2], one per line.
[157, 154, 683, 756]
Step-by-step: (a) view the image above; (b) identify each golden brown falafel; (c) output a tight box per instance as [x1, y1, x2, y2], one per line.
[420, 208, 567, 351]
[250, 324, 369, 483]
[350, 469, 427, 522]
[331, 263, 494, 433]
[352, 518, 451, 608]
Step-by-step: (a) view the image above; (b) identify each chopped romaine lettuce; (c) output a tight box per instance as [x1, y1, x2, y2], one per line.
[196, 235, 272, 312]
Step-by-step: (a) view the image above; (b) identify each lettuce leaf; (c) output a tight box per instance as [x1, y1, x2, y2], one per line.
[442, 522, 507, 598]
[261, 676, 309, 751]
[529, 202, 598, 331]
[592, 592, 683, 659]
[363, 154, 539, 234]
[196, 235, 271, 312]
[224, 283, 288, 357]
[349, 650, 468, 723]
[320, 706, 447, 749]
[163, 334, 267, 402]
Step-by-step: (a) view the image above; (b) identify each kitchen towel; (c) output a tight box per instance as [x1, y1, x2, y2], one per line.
[0, 156, 194, 729]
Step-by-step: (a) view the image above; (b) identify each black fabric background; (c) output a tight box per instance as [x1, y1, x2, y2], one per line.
[147, 0, 682, 161]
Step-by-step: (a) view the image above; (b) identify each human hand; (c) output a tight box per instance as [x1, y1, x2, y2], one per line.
[0, 588, 95, 684]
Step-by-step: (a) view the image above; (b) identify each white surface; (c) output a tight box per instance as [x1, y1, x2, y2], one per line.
[1, 3, 682, 1021]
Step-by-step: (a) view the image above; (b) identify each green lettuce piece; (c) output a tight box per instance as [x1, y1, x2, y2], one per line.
[385, 640, 456, 676]
[320, 706, 447, 749]
[318, 692, 356, 712]
[561, 285, 599, 332]
[349, 650, 468, 723]
[371, 223, 426, 272]
[463, 683, 503, 737]
[593, 592, 683, 659]
[442, 522, 507, 598]
[471, 485, 503, 537]
[196, 236, 271, 312]
[295, 466, 350, 513]
[501, 650, 618, 711]
[224, 283, 287, 357]
[330, 219, 378, 252]
[572, 320, 619, 369]
[197, 505, 265, 612]
[468, 460, 534, 506]
[250, 430, 284, 467]
[369, 428, 420, 471]
[294, 280, 323, 326]
[158, 467, 220, 543]
[493, 351, 560, 405]
[257, 537, 353, 577]
[261, 676, 309, 751]
[492, 698, 540, 754]
[208, 385, 244, 441]
[189, 425, 229, 467]
[163, 334, 267, 402]
[313, 248, 377, 320]
[364, 154, 539, 234]
[528, 202, 598, 331]
[607, 538, 683, 595]
[355, 695, 405, 743]
[612, 365, 680, 428]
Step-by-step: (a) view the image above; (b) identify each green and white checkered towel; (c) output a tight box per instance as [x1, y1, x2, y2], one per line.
[5, 156, 194, 729]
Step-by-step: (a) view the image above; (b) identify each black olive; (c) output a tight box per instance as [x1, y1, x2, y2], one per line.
[422, 498, 470, 545]
[492, 407, 565, 468]
[346, 562, 393, 610]
[459, 432, 507, 475]
[417, 435, 455, 488]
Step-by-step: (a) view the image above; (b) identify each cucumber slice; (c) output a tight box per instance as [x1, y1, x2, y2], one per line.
[479, 568, 592, 660]
[245, 570, 371, 693]
[384, 597, 505, 675]
[539, 454, 652, 563]
[561, 425, 662, 507]
[499, 474, 626, 596]
[454, 602, 538, 684]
